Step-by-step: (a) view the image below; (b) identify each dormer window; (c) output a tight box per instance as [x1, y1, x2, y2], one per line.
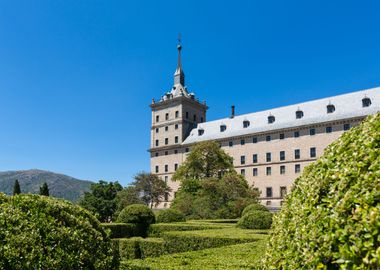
[220, 124, 227, 132]
[327, 104, 335, 114]
[295, 110, 304, 119]
[362, 97, 371, 107]
[268, 115, 275, 124]
[243, 120, 250, 128]
[198, 129, 204, 136]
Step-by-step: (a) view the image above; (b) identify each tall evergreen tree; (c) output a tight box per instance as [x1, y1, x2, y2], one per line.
[13, 179, 21, 195]
[39, 182, 49, 196]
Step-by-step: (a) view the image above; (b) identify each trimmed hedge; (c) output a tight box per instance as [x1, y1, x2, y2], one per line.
[263, 113, 380, 269]
[156, 209, 186, 223]
[148, 223, 223, 237]
[117, 204, 155, 237]
[102, 223, 142, 238]
[0, 194, 118, 270]
[121, 240, 268, 270]
[114, 237, 165, 260]
[241, 203, 268, 217]
[161, 228, 265, 254]
[237, 211, 272, 229]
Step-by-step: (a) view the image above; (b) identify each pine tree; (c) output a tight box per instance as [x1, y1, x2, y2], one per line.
[39, 182, 49, 196]
[13, 179, 21, 195]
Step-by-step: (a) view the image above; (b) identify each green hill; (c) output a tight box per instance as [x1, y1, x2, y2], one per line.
[0, 169, 93, 202]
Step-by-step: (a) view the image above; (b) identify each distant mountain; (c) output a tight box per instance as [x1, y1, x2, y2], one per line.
[0, 169, 93, 202]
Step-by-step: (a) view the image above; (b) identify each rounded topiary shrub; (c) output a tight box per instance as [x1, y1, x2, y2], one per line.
[263, 113, 380, 269]
[0, 194, 118, 270]
[241, 203, 268, 217]
[117, 204, 155, 236]
[156, 209, 186, 223]
[237, 210, 272, 229]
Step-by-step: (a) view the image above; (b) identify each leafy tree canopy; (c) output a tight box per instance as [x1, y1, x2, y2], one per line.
[172, 141, 235, 182]
[133, 172, 171, 209]
[79, 180, 122, 222]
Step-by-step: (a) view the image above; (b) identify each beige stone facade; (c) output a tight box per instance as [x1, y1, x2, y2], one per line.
[149, 44, 380, 209]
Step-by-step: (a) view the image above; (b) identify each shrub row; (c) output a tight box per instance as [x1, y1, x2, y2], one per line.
[102, 223, 144, 238]
[148, 223, 223, 237]
[121, 239, 268, 270]
[156, 209, 186, 223]
[114, 237, 165, 260]
[237, 211, 273, 230]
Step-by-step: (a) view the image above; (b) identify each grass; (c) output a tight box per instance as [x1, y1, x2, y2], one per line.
[121, 239, 267, 270]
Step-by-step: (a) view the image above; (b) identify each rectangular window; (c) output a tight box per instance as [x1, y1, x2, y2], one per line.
[266, 135, 271, 142]
[240, 155, 246, 165]
[155, 152, 159, 157]
[155, 140, 159, 147]
[175, 136, 179, 143]
[253, 154, 258, 163]
[253, 137, 258, 143]
[165, 126, 169, 131]
[174, 163, 178, 171]
[186, 112, 189, 119]
[164, 176, 168, 182]
[165, 165, 168, 172]
[266, 187, 273, 198]
[155, 166, 159, 173]
[241, 139, 245, 145]
[266, 152, 271, 162]
[193, 115, 197, 121]
[229, 141, 233, 147]
[344, 123, 350, 131]
[294, 131, 300, 138]
[266, 167, 272, 176]
[164, 192, 169, 202]
[280, 133, 285, 140]
[326, 126, 332, 133]
[165, 113, 169, 120]
[155, 128, 159, 133]
[174, 149, 178, 154]
[310, 147, 316, 158]
[253, 168, 258, 176]
[241, 169, 245, 176]
[201, 117, 204, 123]
[156, 115, 159, 122]
[280, 165, 285, 174]
[280, 151, 286, 161]
[185, 148, 189, 153]
[310, 128, 316, 136]
[294, 149, 300, 159]
[165, 151, 168, 156]
[175, 111, 179, 118]
[280, 186, 287, 198]
[165, 138, 169, 145]
[295, 164, 301, 173]
[175, 124, 179, 129]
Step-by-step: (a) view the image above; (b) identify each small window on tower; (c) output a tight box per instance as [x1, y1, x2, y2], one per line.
[175, 111, 179, 118]
[186, 112, 189, 119]
[198, 129, 204, 136]
[165, 138, 169, 145]
[243, 120, 250, 128]
[156, 115, 159, 122]
[165, 113, 169, 120]
[193, 115, 197, 121]
[220, 124, 227, 132]
[175, 136, 179, 143]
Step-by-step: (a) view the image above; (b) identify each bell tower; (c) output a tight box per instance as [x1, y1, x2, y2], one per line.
[149, 39, 208, 206]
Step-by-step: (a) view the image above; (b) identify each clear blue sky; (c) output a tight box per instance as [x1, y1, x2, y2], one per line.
[1, 0, 379, 185]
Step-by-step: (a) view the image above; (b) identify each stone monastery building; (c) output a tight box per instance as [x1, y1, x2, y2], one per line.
[150, 42, 380, 209]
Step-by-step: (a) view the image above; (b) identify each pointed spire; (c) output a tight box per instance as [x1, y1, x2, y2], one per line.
[174, 34, 185, 86]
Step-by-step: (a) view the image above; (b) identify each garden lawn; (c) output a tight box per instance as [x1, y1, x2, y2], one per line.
[121, 239, 267, 270]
